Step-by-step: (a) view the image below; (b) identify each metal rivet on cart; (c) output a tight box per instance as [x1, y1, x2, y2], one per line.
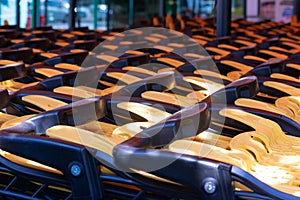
[204, 181, 216, 194]
[70, 164, 81, 176]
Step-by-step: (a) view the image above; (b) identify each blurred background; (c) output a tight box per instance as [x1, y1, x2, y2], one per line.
[0, 0, 293, 30]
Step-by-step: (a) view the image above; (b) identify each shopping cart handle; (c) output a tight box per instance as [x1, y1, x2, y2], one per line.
[145, 103, 209, 146]
[114, 102, 209, 149]
[0, 89, 9, 109]
[0, 62, 26, 81]
[27, 30, 56, 41]
[115, 71, 176, 97]
[114, 146, 234, 199]
[0, 96, 106, 135]
[242, 58, 283, 77]
[64, 40, 97, 51]
[8, 89, 81, 114]
[72, 40, 98, 51]
[257, 77, 300, 97]
[151, 56, 213, 73]
[36, 66, 100, 91]
[210, 76, 259, 104]
[181, 56, 215, 72]
[12, 38, 51, 51]
[0, 47, 34, 63]
[113, 102, 235, 199]
[284, 62, 300, 78]
[239, 45, 257, 55]
[43, 51, 89, 66]
[0, 29, 19, 38]
[110, 52, 150, 68]
[0, 133, 102, 199]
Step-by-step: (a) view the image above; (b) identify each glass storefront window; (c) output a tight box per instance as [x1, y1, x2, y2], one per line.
[72, 0, 108, 30]
[0, 0, 17, 26]
[16, 0, 251, 30]
[260, 0, 275, 20]
[184, 0, 244, 19]
[96, 0, 108, 29]
[134, 0, 160, 25]
[20, 0, 31, 28]
[232, 0, 243, 18]
[76, 0, 94, 29]
[93, 0, 109, 30]
[199, 0, 215, 17]
[109, 0, 129, 28]
[40, 0, 70, 29]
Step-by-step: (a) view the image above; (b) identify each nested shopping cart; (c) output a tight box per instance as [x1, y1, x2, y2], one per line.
[0, 75, 299, 199]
